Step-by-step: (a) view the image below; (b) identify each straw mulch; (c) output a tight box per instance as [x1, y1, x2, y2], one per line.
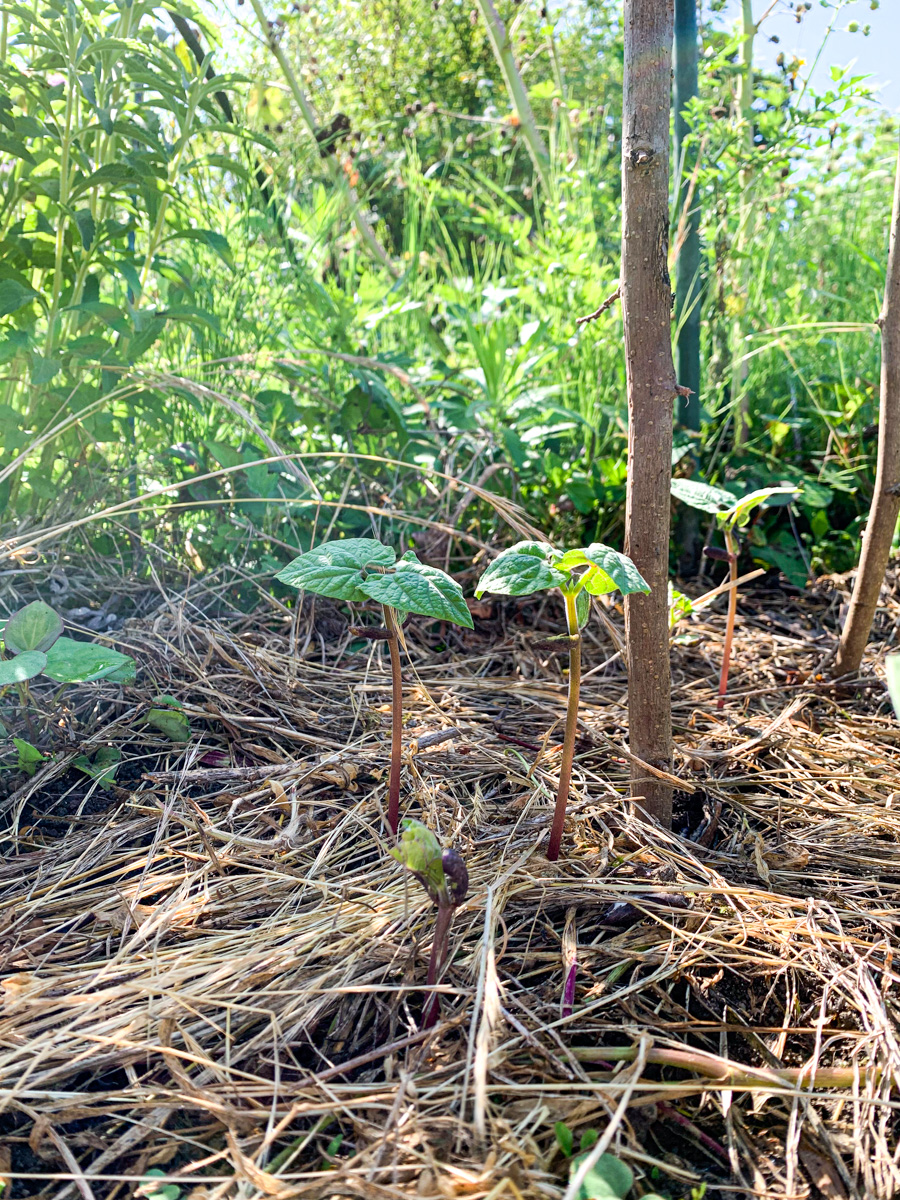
[1, 567, 899, 1200]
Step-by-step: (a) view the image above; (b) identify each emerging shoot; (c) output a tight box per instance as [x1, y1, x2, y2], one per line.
[474, 542, 649, 860]
[275, 539, 473, 832]
[670, 480, 798, 707]
[389, 818, 469, 1028]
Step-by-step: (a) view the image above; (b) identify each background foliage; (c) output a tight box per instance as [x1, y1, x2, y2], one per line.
[0, 0, 895, 604]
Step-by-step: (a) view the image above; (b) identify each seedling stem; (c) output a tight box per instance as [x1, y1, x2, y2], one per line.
[382, 603, 404, 834]
[548, 591, 582, 862]
[717, 529, 738, 710]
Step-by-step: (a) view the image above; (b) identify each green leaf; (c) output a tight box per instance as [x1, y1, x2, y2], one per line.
[65, 301, 131, 334]
[389, 817, 452, 906]
[13, 738, 45, 777]
[572, 1153, 634, 1200]
[579, 1129, 599, 1153]
[3, 601, 64, 654]
[73, 209, 96, 248]
[555, 1122, 574, 1158]
[670, 477, 736, 514]
[580, 544, 650, 596]
[0, 279, 38, 317]
[275, 538, 395, 602]
[575, 588, 591, 629]
[725, 485, 800, 529]
[74, 745, 121, 788]
[359, 552, 473, 627]
[43, 638, 135, 683]
[475, 542, 566, 598]
[0, 650, 47, 685]
[145, 707, 191, 742]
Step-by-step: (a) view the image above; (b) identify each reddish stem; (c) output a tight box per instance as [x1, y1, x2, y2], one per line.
[423, 904, 453, 1029]
[716, 529, 738, 710]
[383, 604, 403, 834]
[547, 593, 581, 862]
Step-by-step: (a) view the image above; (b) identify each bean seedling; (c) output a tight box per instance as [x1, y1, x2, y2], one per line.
[670, 480, 797, 707]
[275, 539, 473, 832]
[474, 542, 649, 860]
[0, 600, 135, 754]
[389, 817, 468, 1028]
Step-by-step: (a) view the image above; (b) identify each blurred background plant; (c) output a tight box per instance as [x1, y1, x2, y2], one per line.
[0, 0, 895, 608]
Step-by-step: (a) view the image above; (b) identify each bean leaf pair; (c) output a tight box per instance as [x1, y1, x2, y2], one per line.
[475, 541, 648, 860]
[670, 478, 799, 531]
[276, 538, 473, 628]
[0, 601, 135, 688]
[475, 540, 649, 612]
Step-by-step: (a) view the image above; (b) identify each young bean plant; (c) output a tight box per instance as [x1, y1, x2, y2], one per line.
[389, 817, 468, 1029]
[275, 539, 473, 833]
[475, 542, 649, 860]
[670, 480, 798, 707]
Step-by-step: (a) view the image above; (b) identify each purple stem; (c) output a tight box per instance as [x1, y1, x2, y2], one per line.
[562, 962, 577, 1019]
[423, 905, 454, 1029]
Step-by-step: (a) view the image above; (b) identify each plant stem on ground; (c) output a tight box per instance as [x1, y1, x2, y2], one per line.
[382, 603, 403, 834]
[547, 591, 581, 862]
[717, 528, 739, 709]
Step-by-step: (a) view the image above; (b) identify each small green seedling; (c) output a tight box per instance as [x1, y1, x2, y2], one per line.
[389, 817, 468, 1028]
[276, 539, 473, 833]
[670, 480, 798, 708]
[554, 1124, 664, 1200]
[143, 695, 191, 742]
[475, 542, 649, 861]
[0, 601, 135, 753]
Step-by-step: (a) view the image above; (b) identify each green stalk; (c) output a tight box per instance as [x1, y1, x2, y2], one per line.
[248, 0, 397, 275]
[717, 527, 739, 709]
[732, 0, 756, 449]
[547, 590, 581, 862]
[382, 603, 403, 834]
[472, 0, 550, 192]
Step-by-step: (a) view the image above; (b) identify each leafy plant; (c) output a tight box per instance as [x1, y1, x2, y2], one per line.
[0, 601, 134, 686]
[554, 1125, 666, 1200]
[389, 817, 468, 1028]
[275, 538, 473, 832]
[670, 480, 797, 707]
[74, 746, 122, 789]
[143, 696, 191, 743]
[475, 542, 649, 859]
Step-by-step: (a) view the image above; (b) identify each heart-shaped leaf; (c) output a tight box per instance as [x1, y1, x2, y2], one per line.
[13, 737, 45, 776]
[3, 601, 64, 654]
[360, 552, 473, 627]
[145, 707, 191, 741]
[670, 477, 736, 514]
[275, 538, 395, 602]
[475, 542, 567, 597]
[572, 1152, 633, 1200]
[43, 637, 135, 683]
[581, 544, 650, 596]
[0, 650, 47, 685]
